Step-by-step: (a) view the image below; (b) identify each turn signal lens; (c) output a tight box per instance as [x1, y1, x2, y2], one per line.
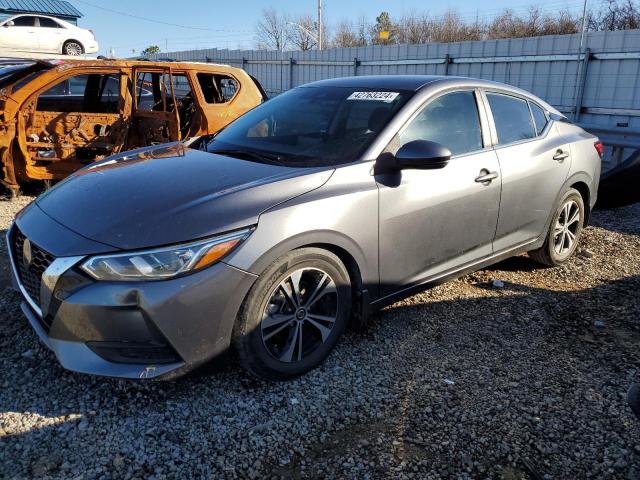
[193, 237, 243, 269]
[594, 141, 604, 159]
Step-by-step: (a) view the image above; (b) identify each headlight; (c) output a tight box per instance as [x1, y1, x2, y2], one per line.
[81, 229, 251, 281]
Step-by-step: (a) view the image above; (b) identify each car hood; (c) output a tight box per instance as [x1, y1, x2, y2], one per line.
[36, 143, 333, 251]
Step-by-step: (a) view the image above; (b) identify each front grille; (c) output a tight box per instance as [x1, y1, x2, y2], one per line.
[12, 227, 55, 311]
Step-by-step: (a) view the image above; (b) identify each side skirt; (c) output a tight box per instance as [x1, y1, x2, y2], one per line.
[367, 239, 538, 314]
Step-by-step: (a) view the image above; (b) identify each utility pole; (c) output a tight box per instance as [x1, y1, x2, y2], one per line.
[317, 0, 323, 50]
[579, 0, 588, 52]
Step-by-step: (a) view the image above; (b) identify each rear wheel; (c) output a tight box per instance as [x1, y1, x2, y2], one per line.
[233, 248, 351, 380]
[63, 40, 83, 56]
[529, 187, 585, 266]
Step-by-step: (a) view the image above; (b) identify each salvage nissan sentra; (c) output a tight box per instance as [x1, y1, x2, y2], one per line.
[7, 75, 602, 380]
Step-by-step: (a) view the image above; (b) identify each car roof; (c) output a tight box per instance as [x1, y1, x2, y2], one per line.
[301, 74, 559, 113]
[304, 75, 445, 91]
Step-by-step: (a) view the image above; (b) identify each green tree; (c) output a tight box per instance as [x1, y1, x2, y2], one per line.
[372, 11, 397, 44]
[141, 45, 161, 57]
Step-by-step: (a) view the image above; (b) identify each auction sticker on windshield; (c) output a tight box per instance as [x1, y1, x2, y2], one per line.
[347, 91, 400, 102]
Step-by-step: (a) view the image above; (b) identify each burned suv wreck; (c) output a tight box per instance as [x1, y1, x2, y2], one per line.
[0, 59, 265, 194]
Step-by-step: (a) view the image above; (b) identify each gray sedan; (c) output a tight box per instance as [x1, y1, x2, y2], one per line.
[7, 75, 602, 380]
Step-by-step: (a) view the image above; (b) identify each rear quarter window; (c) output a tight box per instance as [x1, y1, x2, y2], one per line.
[529, 102, 548, 136]
[197, 73, 239, 103]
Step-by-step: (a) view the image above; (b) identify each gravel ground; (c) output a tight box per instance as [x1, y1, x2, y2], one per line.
[0, 197, 639, 480]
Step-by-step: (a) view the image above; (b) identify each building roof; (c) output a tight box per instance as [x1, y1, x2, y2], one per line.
[0, 0, 83, 18]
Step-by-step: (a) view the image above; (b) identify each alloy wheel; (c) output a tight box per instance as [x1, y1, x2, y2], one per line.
[65, 42, 82, 56]
[553, 199, 581, 255]
[261, 268, 338, 363]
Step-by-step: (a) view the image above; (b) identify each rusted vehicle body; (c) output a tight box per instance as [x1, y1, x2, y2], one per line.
[0, 58, 265, 192]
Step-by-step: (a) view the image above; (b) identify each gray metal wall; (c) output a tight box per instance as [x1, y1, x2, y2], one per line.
[154, 29, 640, 164]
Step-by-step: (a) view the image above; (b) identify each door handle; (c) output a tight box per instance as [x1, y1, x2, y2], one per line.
[553, 149, 569, 161]
[475, 170, 499, 183]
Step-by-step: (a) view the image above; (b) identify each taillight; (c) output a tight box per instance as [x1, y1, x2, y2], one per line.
[594, 141, 604, 159]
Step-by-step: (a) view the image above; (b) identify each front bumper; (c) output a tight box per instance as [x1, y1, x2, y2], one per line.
[7, 222, 257, 380]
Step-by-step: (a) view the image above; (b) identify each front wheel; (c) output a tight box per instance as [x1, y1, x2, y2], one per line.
[63, 41, 83, 56]
[529, 187, 585, 266]
[233, 248, 351, 380]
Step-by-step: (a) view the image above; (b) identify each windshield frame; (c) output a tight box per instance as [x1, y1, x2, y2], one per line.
[206, 85, 415, 168]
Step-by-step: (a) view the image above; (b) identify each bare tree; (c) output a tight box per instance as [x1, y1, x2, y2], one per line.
[430, 10, 483, 43]
[397, 10, 430, 44]
[332, 21, 359, 47]
[255, 7, 289, 50]
[289, 14, 317, 51]
[487, 7, 579, 39]
[590, 0, 640, 30]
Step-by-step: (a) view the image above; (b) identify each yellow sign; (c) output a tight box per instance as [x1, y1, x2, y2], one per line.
[379, 31, 390, 40]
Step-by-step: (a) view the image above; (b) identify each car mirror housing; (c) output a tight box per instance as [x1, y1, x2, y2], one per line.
[394, 140, 452, 170]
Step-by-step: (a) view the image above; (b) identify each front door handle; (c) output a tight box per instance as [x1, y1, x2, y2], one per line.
[553, 149, 569, 161]
[475, 170, 499, 183]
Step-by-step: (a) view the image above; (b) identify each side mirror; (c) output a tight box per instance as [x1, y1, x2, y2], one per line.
[4, 20, 15, 27]
[394, 140, 451, 170]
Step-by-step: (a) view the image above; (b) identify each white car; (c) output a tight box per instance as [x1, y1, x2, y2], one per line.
[0, 14, 98, 55]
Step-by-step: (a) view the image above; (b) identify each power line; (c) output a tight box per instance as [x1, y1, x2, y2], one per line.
[73, 0, 252, 33]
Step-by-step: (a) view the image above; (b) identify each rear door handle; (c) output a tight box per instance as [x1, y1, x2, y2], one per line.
[553, 149, 569, 161]
[475, 170, 499, 183]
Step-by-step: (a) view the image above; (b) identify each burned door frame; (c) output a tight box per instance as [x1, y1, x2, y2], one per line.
[128, 67, 182, 148]
[190, 70, 252, 135]
[15, 66, 130, 182]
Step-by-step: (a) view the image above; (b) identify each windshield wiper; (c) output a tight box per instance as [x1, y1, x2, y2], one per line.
[210, 149, 285, 165]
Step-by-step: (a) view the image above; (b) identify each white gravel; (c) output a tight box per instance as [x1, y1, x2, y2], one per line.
[0, 197, 639, 479]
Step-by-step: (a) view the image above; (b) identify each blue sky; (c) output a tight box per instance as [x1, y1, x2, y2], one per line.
[69, 0, 588, 56]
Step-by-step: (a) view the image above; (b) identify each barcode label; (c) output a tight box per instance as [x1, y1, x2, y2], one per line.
[347, 91, 400, 102]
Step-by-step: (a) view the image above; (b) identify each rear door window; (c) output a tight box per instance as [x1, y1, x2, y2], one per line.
[38, 17, 62, 28]
[486, 93, 536, 145]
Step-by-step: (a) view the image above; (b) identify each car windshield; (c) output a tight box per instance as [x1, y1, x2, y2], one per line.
[0, 63, 50, 93]
[207, 86, 413, 166]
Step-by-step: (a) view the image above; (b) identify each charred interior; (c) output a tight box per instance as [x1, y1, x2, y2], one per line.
[0, 59, 264, 193]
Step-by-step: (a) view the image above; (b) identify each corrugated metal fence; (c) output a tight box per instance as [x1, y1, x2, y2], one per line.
[154, 29, 640, 165]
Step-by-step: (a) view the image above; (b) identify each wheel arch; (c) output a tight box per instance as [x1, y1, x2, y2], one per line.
[227, 230, 374, 323]
[568, 179, 591, 226]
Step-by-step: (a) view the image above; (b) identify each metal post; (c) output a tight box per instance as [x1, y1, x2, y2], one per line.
[579, 0, 588, 52]
[289, 58, 294, 90]
[241, 57, 247, 71]
[353, 57, 358, 76]
[444, 54, 451, 75]
[317, 0, 323, 50]
[574, 48, 591, 122]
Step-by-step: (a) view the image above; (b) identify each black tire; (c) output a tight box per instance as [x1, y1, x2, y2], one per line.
[233, 248, 351, 380]
[63, 40, 83, 56]
[529, 187, 585, 266]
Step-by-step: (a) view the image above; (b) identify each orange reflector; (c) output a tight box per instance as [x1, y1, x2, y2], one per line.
[194, 238, 242, 269]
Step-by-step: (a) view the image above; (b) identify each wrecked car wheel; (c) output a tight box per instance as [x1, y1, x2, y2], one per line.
[529, 187, 584, 266]
[233, 248, 351, 381]
[63, 41, 83, 56]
